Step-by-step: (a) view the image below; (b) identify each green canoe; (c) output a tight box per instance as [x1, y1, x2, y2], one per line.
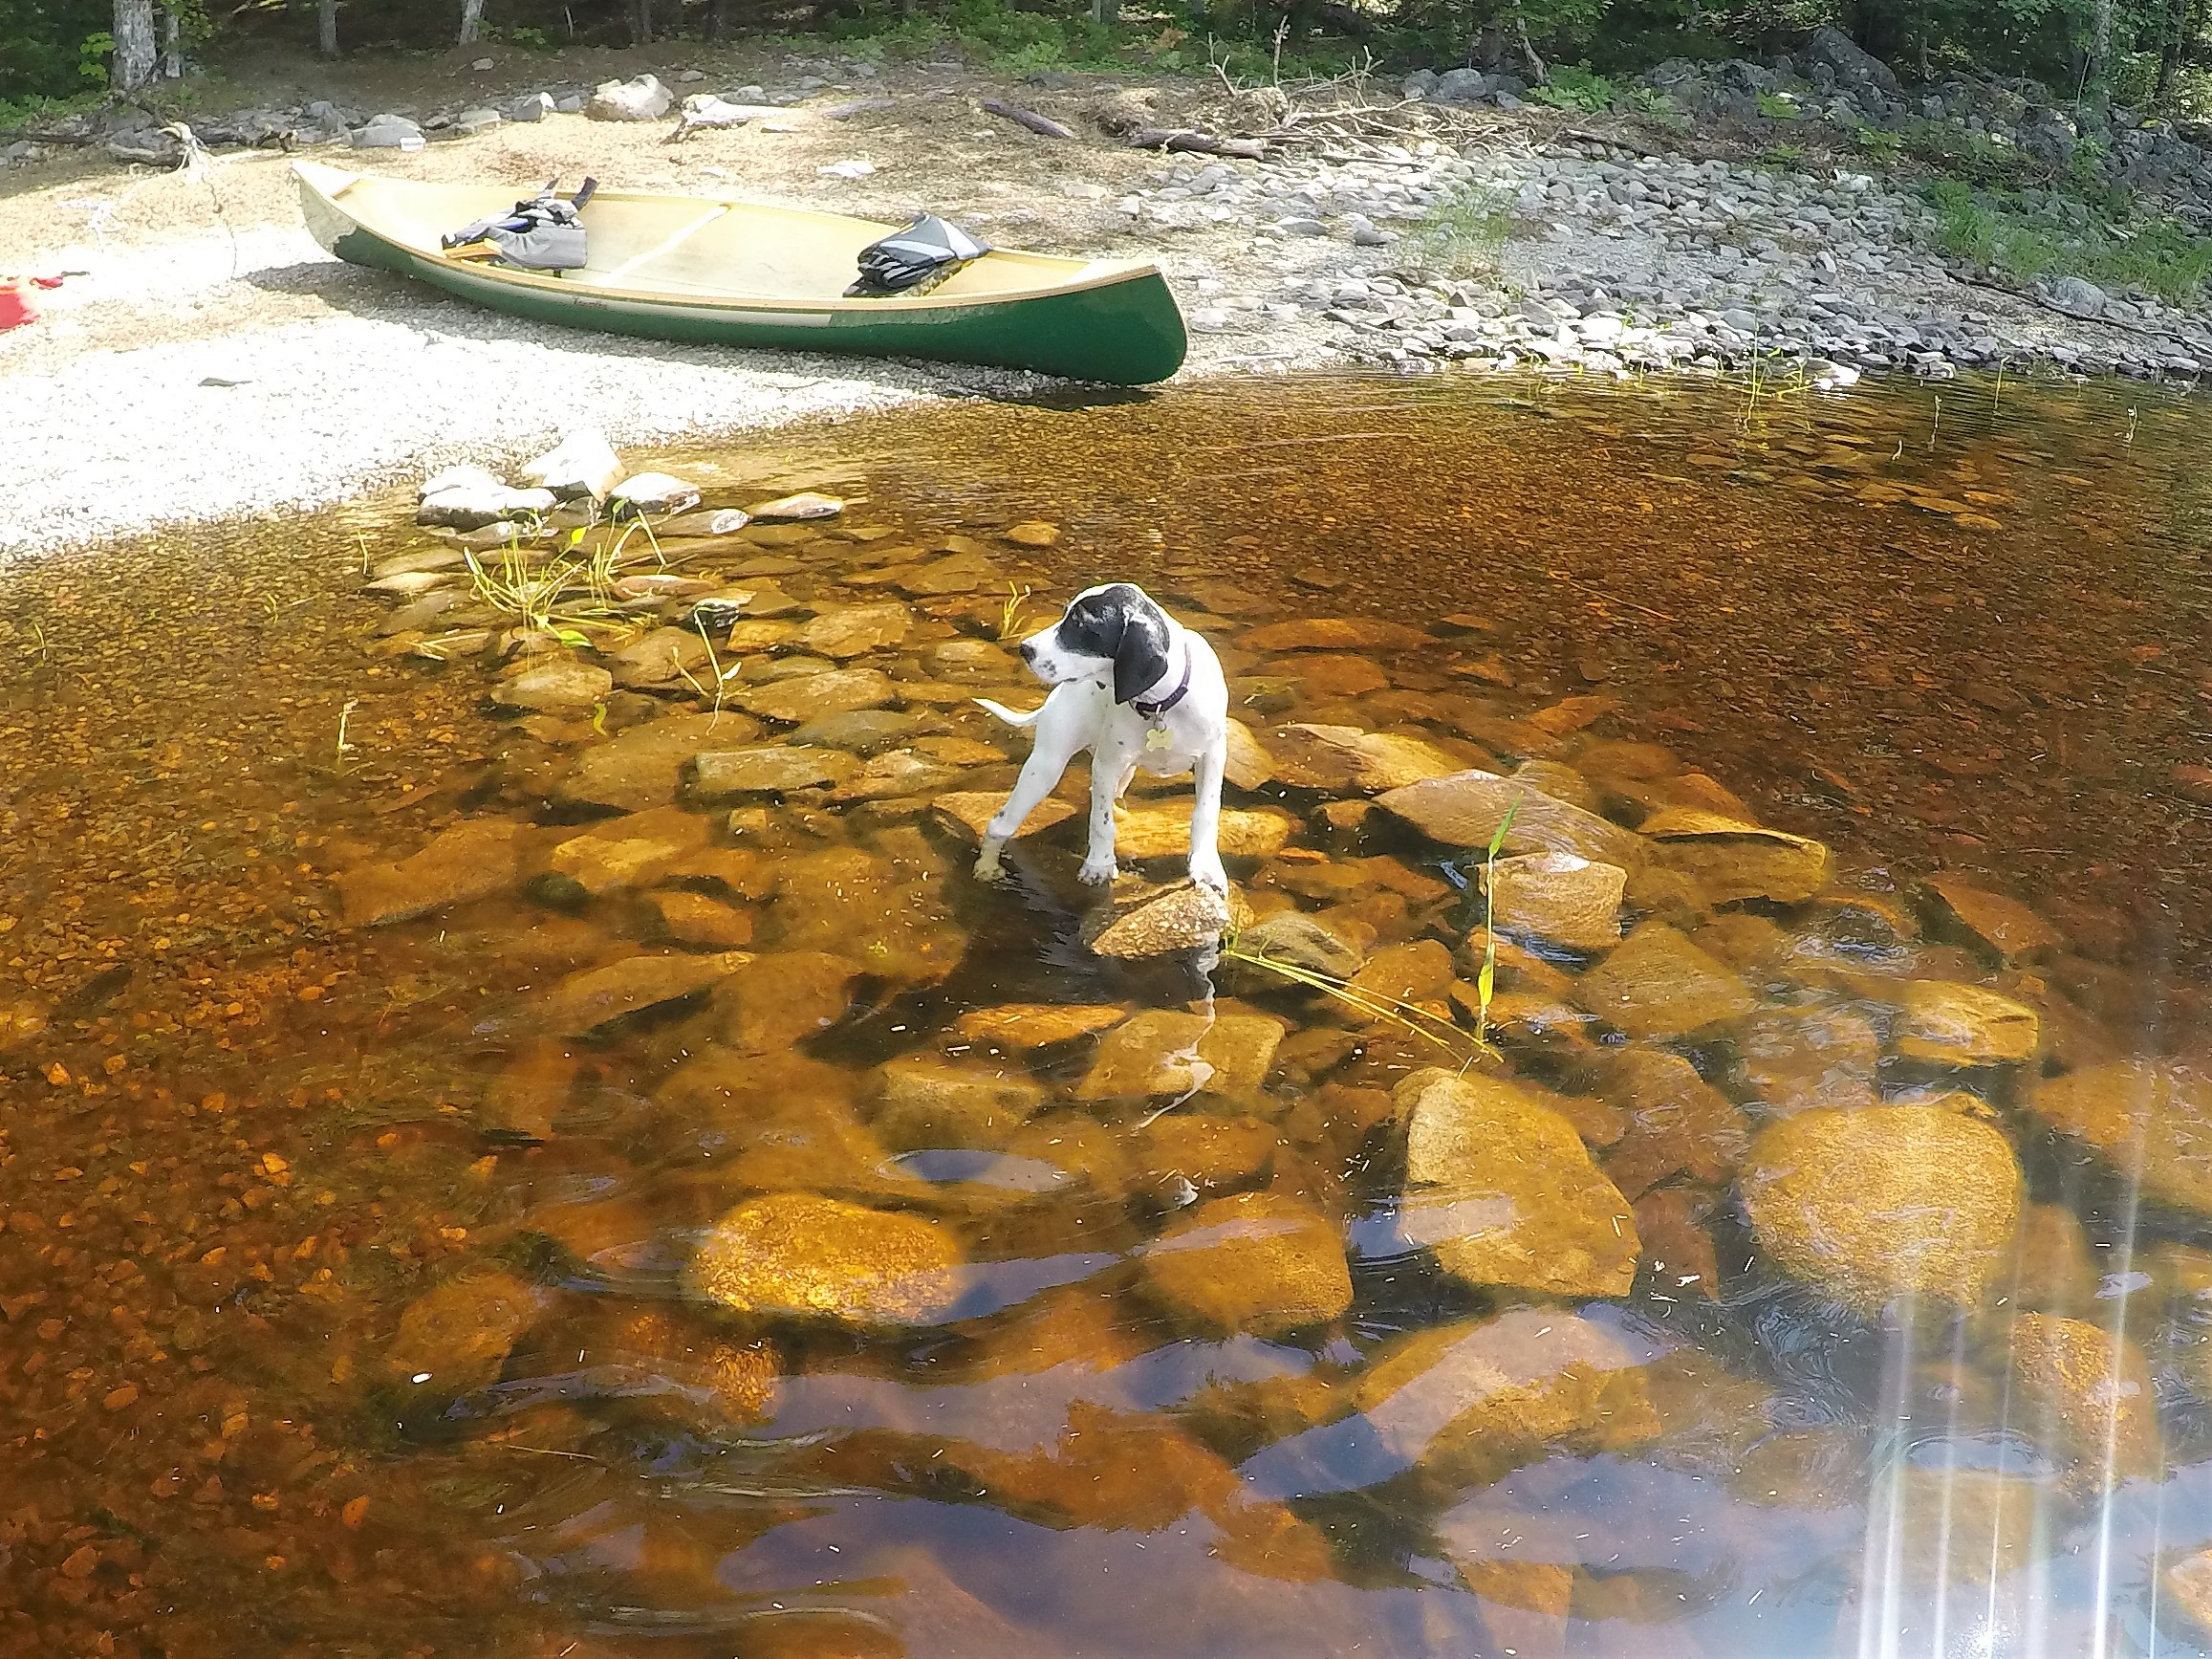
[293, 160, 1186, 385]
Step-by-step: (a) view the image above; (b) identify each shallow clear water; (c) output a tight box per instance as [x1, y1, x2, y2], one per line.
[3, 368, 2212, 1659]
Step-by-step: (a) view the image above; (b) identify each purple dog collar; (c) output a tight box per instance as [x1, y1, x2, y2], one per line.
[1132, 645, 1191, 721]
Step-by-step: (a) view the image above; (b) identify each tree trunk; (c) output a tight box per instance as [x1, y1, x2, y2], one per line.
[1092, 0, 1117, 23]
[112, 0, 157, 92]
[628, 0, 652, 45]
[707, 0, 726, 43]
[2091, 0, 2114, 87]
[318, 0, 339, 57]
[457, 0, 486, 45]
[161, 7, 181, 76]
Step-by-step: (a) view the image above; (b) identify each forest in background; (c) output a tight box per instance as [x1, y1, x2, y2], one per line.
[5, 0, 2212, 131]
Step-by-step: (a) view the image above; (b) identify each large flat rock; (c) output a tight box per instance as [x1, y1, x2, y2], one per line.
[1397, 1066, 1639, 1297]
[1377, 771, 1642, 867]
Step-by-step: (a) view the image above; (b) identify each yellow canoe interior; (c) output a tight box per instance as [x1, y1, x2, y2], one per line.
[296, 160, 1150, 310]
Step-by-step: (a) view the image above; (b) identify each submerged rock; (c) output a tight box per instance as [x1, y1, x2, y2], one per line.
[1640, 808, 1832, 905]
[542, 807, 707, 896]
[796, 600, 911, 659]
[685, 1193, 963, 1326]
[2000, 1312, 2161, 1481]
[2166, 1549, 2212, 1645]
[718, 951, 861, 1052]
[648, 889, 756, 950]
[1350, 1310, 1660, 1492]
[538, 950, 751, 1034]
[1890, 980, 2041, 1066]
[1397, 1067, 1639, 1298]
[1923, 874, 2059, 962]
[1740, 1105, 2022, 1316]
[338, 817, 526, 928]
[490, 664, 610, 716]
[1113, 802, 1295, 860]
[1077, 1009, 1286, 1102]
[555, 711, 757, 812]
[873, 1059, 1049, 1148]
[1735, 1004, 1883, 1117]
[1286, 724, 1465, 791]
[2028, 1059, 2212, 1219]
[383, 1271, 545, 1394]
[1377, 771, 1642, 867]
[934, 790, 1079, 844]
[1223, 909, 1368, 985]
[829, 749, 962, 803]
[773, 846, 965, 985]
[1573, 922, 1756, 1040]
[1484, 850, 1625, 954]
[1243, 617, 1430, 651]
[736, 666, 896, 723]
[951, 1003, 1128, 1049]
[688, 744, 858, 796]
[1596, 1047, 1749, 1200]
[1140, 1191, 1352, 1338]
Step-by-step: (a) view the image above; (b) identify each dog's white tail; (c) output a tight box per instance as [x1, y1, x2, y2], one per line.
[973, 696, 1047, 729]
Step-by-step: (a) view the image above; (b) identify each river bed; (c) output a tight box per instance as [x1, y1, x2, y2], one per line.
[2, 367, 2210, 1658]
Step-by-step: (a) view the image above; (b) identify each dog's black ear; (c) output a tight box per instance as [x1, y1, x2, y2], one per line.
[1109, 589, 1172, 704]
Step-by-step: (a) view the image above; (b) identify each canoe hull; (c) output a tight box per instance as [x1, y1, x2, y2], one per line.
[298, 168, 1185, 386]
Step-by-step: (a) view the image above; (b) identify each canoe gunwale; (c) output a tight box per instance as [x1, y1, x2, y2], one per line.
[294, 159, 1165, 317]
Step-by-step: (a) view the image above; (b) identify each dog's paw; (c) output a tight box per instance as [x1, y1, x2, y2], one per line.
[1190, 858, 1229, 896]
[1077, 856, 1119, 885]
[972, 852, 1006, 883]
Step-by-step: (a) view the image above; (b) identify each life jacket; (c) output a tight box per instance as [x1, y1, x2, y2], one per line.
[442, 178, 596, 273]
[845, 214, 991, 297]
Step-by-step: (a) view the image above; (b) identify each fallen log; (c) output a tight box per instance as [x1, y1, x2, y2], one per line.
[1121, 125, 1266, 159]
[980, 98, 1074, 140]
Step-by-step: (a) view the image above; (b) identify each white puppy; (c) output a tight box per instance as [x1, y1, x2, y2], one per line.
[973, 582, 1230, 893]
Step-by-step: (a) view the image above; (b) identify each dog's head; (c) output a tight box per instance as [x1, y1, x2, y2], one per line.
[1017, 582, 1173, 704]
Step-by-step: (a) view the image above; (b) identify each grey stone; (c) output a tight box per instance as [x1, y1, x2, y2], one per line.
[1434, 68, 1492, 105]
[351, 113, 424, 151]
[504, 93, 552, 122]
[2047, 275, 2107, 317]
[454, 106, 502, 135]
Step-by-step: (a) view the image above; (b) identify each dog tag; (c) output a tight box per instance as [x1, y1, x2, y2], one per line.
[1145, 725, 1173, 752]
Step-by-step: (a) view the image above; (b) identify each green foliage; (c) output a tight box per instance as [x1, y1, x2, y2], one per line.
[1855, 124, 1906, 163]
[1530, 61, 1616, 112]
[1924, 175, 2212, 302]
[76, 28, 113, 82]
[1626, 83, 1687, 128]
[507, 25, 555, 51]
[1759, 141, 1808, 165]
[1755, 89, 1799, 120]
[0, 0, 109, 105]
[1405, 180, 1518, 277]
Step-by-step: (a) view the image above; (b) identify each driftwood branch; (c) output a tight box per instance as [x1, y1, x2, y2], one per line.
[980, 98, 1075, 140]
[1121, 126, 1268, 158]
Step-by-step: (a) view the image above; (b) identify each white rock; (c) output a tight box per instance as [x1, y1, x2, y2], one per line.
[611, 471, 702, 515]
[520, 429, 623, 502]
[418, 483, 556, 529]
[818, 159, 877, 180]
[589, 74, 673, 121]
[679, 94, 755, 129]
